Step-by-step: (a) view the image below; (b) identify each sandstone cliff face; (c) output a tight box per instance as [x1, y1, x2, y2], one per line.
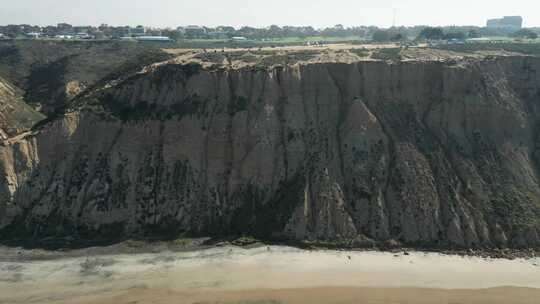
[1, 55, 540, 248]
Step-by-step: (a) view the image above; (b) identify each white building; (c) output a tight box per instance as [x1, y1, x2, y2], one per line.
[26, 32, 42, 39]
[55, 35, 74, 40]
[75, 33, 93, 40]
[135, 36, 173, 42]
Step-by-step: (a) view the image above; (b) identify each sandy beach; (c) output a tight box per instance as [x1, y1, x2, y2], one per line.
[1, 245, 539, 304]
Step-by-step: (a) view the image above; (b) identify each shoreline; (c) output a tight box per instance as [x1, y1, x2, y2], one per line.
[1, 237, 539, 262]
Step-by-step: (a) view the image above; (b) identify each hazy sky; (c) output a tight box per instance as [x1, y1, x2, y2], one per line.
[1, 0, 538, 28]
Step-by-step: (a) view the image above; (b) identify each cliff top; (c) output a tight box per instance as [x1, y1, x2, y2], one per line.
[161, 43, 535, 69]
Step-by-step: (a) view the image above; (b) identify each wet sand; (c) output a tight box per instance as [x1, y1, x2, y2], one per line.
[74, 286, 540, 304]
[1, 246, 539, 304]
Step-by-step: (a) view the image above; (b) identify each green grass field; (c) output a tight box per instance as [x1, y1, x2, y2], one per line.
[263, 36, 365, 43]
[168, 36, 366, 49]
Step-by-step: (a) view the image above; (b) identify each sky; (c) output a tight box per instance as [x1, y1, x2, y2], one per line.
[0, 0, 538, 28]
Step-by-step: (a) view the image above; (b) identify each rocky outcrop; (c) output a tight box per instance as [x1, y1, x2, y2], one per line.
[0, 77, 44, 139]
[1, 54, 540, 249]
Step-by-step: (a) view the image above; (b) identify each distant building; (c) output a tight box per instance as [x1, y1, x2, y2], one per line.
[183, 25, 207, 38]
[57, 23, 73, 34]
[208, 31, 228, 39]
[75, 33, 94, 40]
[216, 26, 235, 33]
[73, 26, 91, 34]
[487, 16, 523, 30]
[130, 26, 146, 37]
[145, 28, 163, 36]
[26, 32, 42, 39]
[135, 36, 173, 42]
[0, 33, 5, 39]
[447, 38, 465, 45]
[231, 36, 248, 41]
[467, 37, 507, 43]
[55, 34, 74, 40]
[42, 25, 59, 36]
[466, 37, 491, 43]
[109, 26, 130, 38]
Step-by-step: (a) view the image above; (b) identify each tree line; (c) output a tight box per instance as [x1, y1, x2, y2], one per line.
[371, 26, 538, 42]
[1, 23, 538, 41]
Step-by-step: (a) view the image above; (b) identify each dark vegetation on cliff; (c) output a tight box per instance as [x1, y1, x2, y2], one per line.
[0, 40, 169, 116]
[1, 41, 540, 251]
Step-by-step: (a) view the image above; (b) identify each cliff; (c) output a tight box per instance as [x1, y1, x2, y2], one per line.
[1, 46, 540, 249]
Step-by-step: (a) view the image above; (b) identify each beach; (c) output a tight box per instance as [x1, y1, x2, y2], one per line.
[1, 245, 539, 304]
